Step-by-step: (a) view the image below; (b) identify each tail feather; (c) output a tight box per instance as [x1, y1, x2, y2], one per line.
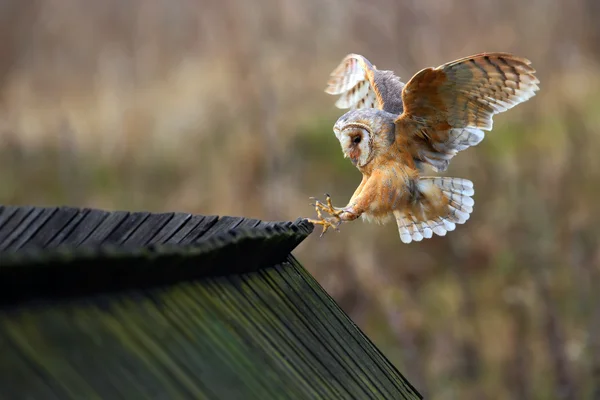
[394, 177, 475, 244]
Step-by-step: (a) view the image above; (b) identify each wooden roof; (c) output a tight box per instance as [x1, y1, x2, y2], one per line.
[0, 205, 422, 400]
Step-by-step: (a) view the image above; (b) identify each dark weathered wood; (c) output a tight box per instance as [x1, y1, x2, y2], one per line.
[276, 258, 421, 398]
[0, 206, 35, 246]
[0, 206, 18, 229]
[5, 207, 58, 251]
[200, 215, 258, 240]
[0, 207, 46, 251]
[102, 211, 151, 246]
[0, 205, 423, 400]
[50, 208, 109, 247]
[176, 215, 220, 244]
[122, 212, 174, 246]
[0, 207, 315, 305]
[164, 215, 217, 244]
[20, 207, 79, 250]
[80, 210, 131, 246]
[0, 255, 422, 400]
[0, 207, 272, 251]
[145, 213, 191, 245]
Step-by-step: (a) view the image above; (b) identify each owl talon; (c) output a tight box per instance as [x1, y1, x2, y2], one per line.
[324, 194, 341, 217]
[314, 200, 342, 219]
[309, 194, 342, 220]
[306, 193, 344, 237]
[305, 217, 341, 237]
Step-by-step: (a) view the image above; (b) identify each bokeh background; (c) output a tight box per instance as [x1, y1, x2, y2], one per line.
[2, 1, 599, 399]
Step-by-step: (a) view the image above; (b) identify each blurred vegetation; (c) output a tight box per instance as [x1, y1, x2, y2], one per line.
[1, 0, 600, 399]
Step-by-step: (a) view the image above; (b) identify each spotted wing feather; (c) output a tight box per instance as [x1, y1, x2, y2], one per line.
[325, 54, 405, 114]
[395, 52, 540, 171]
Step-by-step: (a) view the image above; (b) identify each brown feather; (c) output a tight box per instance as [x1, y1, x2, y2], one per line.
[395, 52, 539, 171]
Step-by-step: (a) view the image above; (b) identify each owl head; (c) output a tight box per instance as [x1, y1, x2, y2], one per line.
[333, 109, 397, 169]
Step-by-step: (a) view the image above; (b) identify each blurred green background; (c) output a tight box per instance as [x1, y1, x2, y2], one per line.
[1, 1, 599, 399]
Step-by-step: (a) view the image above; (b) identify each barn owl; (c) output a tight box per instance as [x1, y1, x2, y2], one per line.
[306, 52, 539, 243]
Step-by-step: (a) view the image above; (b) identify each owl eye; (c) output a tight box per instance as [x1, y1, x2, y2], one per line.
[353, 136, 362, 144]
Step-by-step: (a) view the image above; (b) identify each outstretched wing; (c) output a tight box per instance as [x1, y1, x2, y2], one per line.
[395, 52, 540, 172]
[325, 54, 405, 115]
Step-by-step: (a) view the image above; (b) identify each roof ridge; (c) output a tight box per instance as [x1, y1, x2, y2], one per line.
[0, 205, 314, 306]
[0, 216, 313, 266]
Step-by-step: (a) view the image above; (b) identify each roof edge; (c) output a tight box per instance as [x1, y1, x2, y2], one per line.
[0, 210, 314, 306]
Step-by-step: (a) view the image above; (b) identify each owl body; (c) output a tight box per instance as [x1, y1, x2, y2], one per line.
[352, 161, 414, 226]
[333, 108, 416, 223]
[313, 52, 539, 243]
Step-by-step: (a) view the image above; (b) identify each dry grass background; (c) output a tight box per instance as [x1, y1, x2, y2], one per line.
[1, 0, 600, 398]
